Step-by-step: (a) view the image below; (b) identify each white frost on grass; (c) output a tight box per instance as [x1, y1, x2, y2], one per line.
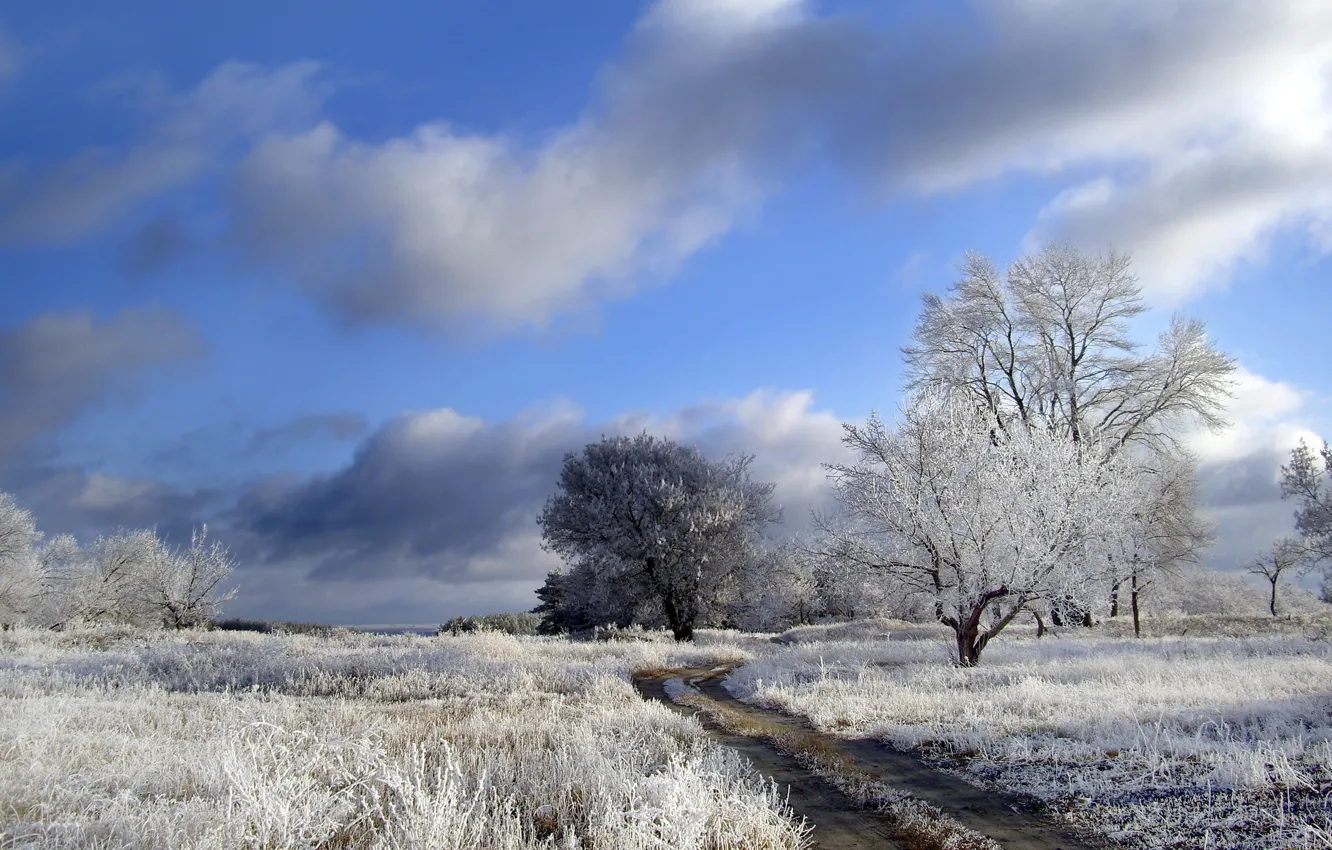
[0, 625, 806, 850]
[725, 620, 1332, 849]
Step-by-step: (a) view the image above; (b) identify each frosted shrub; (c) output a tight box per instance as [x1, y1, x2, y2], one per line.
[0, 626, 801, 850]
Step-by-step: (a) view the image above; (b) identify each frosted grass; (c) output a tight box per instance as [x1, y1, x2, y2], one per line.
[727, 622, 1332, 848]
[0, 625, 806, 850]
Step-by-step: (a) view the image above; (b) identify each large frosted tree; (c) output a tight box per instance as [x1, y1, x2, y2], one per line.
[902, 246, 1233, 617]
[820, 393, 1141, 665]
[538, 433, 778, 641]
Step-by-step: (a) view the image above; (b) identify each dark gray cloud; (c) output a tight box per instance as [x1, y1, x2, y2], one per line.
[232, 391, 847, 594]
[0, 306, 206, 458]
[0, 460, 221, 546]
[1195, 447, 1296, 575]
[236, 407, 585, 581]
[1186, 368, 1324, 578]
[0, 306, 214, 555]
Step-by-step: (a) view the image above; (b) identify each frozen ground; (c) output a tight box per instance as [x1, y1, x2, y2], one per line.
[726, 615, 1332, 849]
[0, 625, 806, 850]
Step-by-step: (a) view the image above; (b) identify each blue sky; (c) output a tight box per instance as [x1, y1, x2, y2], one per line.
[1, 0, 1330, 624]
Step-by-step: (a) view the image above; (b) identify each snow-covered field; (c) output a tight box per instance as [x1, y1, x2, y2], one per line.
[728, 616, 1332, 849]
[6, 618, 1330, 849]
[0, 625, 805, 850]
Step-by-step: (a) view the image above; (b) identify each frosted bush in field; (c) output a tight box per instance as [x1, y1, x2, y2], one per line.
[0, 626, 805, 850]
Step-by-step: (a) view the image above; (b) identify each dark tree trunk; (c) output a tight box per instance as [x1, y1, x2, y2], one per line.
[646, 556, 697, 642]
[1269, 578, 1279, 617]
[659, 593, 695, 642]
[1032, 609, 1046, 638]
[1110, 580, 1121, 618]
[1131, 571, 1142, 637]
[955, 626, 983, 666]
[951, 588, 1008, 666]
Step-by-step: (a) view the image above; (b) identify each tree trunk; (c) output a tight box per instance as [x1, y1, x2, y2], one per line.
[1130, 571, 1141, 637]
[1032, 609, 1046, 638]
[1269, 578, 1278, 617]
[1109, 580, 1121, 618]
[656, 577, 694, 642]
[955, 626, 983, 666]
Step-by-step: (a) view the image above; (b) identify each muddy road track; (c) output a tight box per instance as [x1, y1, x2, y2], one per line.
[634, 666, 1108, 850]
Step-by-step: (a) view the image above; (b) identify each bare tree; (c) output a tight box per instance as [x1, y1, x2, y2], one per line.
[903, 245, 1236, 451]
[0, 493, 42, 626]
[43, 529, 166, 627]
[1282, 441, 1332, 567]
[538, 433, 778, 641]
[819, 393, 1140, 666]
[1245, 537, 1311, 617]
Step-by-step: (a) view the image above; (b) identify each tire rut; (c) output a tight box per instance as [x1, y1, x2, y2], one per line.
[635, 666, 1111, 850]
[635, 673, 907, 849]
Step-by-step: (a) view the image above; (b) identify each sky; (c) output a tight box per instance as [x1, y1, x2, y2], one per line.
[1, 0, 1330, 625]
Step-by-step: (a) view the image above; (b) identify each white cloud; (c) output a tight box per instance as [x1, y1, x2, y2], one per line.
[231, 0, 1332, 327]
[1186, 367, 1325, 571]
[1187, 368, 1317, 466]
[6, 0, 1331, 326]
[1029, 147, 1332, 306]
[72, 473, 156, 511]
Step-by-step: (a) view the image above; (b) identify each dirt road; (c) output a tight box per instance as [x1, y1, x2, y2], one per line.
[634, 667, 1109, 850]
[635, 672, 907, 849]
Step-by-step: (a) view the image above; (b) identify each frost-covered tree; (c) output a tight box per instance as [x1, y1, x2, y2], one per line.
[39, 526, 236, 628]
[1245, 537, 1312, 617]
[728, 541, 821, 632]
[136, 526, 236, 628]
[0, 493, 42, 626]
[902, 246, 1232, 625]
[903, 246, 1235, 450]
[44, 528, 166, 626]
[531, 559, 660, 635]
[538, 433, 778, 641]
[819, 393, 1140, 665]
[1107, 450, 1213, 635]
[1282, 440, 1332, 567]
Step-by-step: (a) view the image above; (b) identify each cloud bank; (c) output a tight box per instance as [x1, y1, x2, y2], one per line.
[230, 390, 847, 622]
[0, 306, 205, 458]
[5, 0, 1329, 327]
